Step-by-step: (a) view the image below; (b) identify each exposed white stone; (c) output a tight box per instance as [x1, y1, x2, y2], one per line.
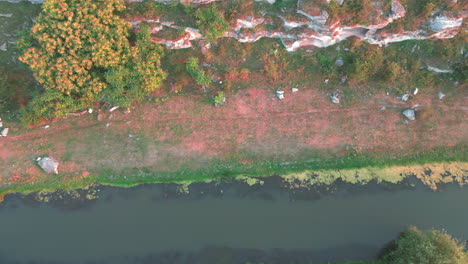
[399, 93, 410, 102]
[276, 90, 284, 100]
[430, 16, 463, 32]
[109, 106, 119, 112]
[413, 88, 418, 95]
[1, 127, 8, 137]
[38, 157, 59, 174]
[438, 92, 446, 100]
[335, 57, 344, 66]
[292, 88, 299, 93]
[402, 109, 415, 120]
[427, 65, 454, 74]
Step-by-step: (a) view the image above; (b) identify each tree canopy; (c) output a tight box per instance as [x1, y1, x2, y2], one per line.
[383, 226, 466, 264]
[19, 0, 166, 123]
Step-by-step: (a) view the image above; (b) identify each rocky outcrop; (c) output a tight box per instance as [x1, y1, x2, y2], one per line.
[11, 0, 466, 52]
[133, 0, 465, 52]
[127, 0, 221, 4]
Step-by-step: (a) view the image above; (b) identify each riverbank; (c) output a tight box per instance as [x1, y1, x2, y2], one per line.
[1, 84, 467, 200]
[0, 0, 467, 200]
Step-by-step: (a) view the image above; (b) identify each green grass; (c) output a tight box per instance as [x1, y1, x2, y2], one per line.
[91, 144, 466, 188]
[1, 144, 465, 198]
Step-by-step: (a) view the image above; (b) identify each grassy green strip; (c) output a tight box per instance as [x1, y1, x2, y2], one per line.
[94, 145, 467, 187]
[1, 145, 465, 196]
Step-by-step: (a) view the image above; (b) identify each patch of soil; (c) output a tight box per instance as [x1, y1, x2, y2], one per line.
[0, 84, 466, 186]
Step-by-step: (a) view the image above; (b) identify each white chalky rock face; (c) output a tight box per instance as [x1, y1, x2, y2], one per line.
[15, 0, 466, 51]
[430, 16, 463, 32]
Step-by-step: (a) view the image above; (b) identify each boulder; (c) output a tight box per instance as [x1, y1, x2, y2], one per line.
[335, 57, 344, 66]
[399, 93, 410, 102]
[438, 92, 446, 100]
[109, 106, 119, 112]
[38, 157, 59, 174]
[276, 90, 284, 100]
[291, 88, 299, 92]
[402, 109, 415, 120]
[331, 94, 340, 104]
[1, 128, 8, 137]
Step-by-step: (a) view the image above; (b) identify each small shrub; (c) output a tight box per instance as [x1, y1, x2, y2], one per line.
[213, 91, 225, 106]
[186, 57, 212, 86]
[195, 5, 229, 43]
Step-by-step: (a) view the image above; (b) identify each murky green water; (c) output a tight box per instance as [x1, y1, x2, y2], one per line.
[1, 180, 467, 264]
[1, 2, 467, 264]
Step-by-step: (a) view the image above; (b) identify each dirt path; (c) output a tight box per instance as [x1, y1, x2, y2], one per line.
[0, 86, 467, 185]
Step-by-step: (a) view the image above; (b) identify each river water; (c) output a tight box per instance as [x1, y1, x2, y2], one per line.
[1, 2, 467, 264]
[1, 179, 467, 264]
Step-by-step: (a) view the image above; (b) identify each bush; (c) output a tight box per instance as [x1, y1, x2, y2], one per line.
[213, 91, 225, 106]
[195, 5, 229, 43]
[382, 226, 466, 264]
[18, 0, 166, 123]
[186, 57, 211, 86]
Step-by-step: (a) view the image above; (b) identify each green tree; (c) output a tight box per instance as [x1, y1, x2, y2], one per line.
[382, 226, 466, 264]
[18, 0, 166, 123]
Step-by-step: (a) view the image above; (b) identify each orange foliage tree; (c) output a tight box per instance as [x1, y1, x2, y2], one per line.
[18, 0, 166, 123]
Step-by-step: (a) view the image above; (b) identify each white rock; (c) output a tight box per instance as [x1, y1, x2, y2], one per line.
[38, 157, 59, 174]
[438, 92, 446, 100]
[105, 123, 110, 128]
[88, 108, 93, 114]
[335, 57, 344, 67]
[331, 95, 340, 104]
[0, 121, 3, 127]
[427, 65, 454, 74]
[402, 109, 415, 120]
[44, 125, 50, 129]
[324, 79, 329, 84]
[413, 88, 418, 95]
[276, 90, 284, 100]
[292, 88, 299, 93]
[430, 16, 463, 32]
[399, 93, 410, 102]
[1, 128, 8, 137]
[109, 106, 119, 112]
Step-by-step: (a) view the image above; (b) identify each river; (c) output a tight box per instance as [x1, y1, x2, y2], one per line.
[1, 178, 467, 264]
[1, 2, 467, 264]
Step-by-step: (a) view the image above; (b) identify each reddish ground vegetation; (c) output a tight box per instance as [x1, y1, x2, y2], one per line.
[0, 83, 466, 188]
